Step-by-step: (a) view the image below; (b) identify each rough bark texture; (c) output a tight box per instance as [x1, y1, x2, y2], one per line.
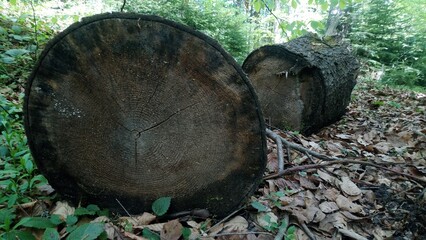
[24, 13, 266, 217]
[242, 34, 359, 135]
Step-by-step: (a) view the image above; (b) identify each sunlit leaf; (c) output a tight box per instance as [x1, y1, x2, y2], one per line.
[339, 0, 346, 9]
[251, 201, 268, 212]
[253, 0, 263, 13]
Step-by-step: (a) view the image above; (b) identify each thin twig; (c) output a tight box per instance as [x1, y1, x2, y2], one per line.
[263, 159, 426, 184]
[278, 134, 339, 161]
[115, 198, 137, 223]
[202, 231, 274, 238]
[205, 206, 245, 234]
[120, 0, 127, 12]
[260, 0, 289, 40]
[30, 0, 39, 58]
[266, 128, 285, 171]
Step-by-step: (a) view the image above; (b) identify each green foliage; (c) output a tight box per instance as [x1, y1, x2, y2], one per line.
[124, 0, 250, 63]
[0, 203, 107, 239]
[151, 196, 171, 216]
[347, 0, 426, 89]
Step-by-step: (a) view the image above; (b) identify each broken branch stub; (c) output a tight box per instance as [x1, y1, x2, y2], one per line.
[24, 13, 266, 217]
[242, 34, 359, 135]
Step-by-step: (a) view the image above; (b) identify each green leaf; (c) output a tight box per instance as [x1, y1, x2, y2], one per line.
[182, 227, 191, 240]
[330, 0, 339, 7]
[0, 146, 9, 157]
[152, 197, 171, 216]
[1, 56, 15, 64]
[251, 201, 268, 212]
[86, 204, 100, 212]
[5, 49, 30, 57]
[291, 0, 298, 9]
[339, 0, 346, 9]
[9, 0, 17, 6]
[287, 225, 296, 235]
[7, 194, 18, 208]
[11, 25, 21, 34]
[14, 217, 56, 229]
[0, 208, 16, 224]
[42, 228, 60, 240]
[50, 215, 63, 225]
[66, 223, 105, 240]
[142, 228, 160, 240]
[66, 215, 78, 226]
[74, 208, 94, 216]
[253, 0, 262, 12]
[3, 230, 35, 240]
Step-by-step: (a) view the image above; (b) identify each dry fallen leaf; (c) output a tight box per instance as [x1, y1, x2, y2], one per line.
[256, 212, 278, 229]
[338, 176, 362, 196]
[303, 206, 326, 223]
[319, 212, 347, 232]
[335, 195, 363, 213]
[299, 176, 317, 190]
[160, 219, 183, 240]
[50, 201, 75, 220]
[222, 216, 248, 233]
[318, 201, 339, 213]
[136, 212, 156, 225]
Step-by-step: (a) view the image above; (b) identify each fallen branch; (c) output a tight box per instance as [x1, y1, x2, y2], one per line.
[300, 223, 316, 240]
[263, 159, 426, 185]
[264, 128, 426, 185]
[202, 231, 274, 238]
[266, 128, 285, 171]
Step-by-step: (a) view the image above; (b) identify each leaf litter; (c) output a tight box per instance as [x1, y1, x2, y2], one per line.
[6, 79, 425, 239]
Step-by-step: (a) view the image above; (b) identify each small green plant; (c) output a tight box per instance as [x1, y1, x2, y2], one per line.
[151, 196, 171, 216]
[0, 204, 108, 239]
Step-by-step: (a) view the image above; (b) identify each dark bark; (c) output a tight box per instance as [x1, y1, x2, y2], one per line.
[24, 13, 266, 217]
[242, 34, 359, 135]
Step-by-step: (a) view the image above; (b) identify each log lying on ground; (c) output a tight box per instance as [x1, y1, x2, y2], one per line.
[24, 13, 266, 217]
[242, 34, 359, 135]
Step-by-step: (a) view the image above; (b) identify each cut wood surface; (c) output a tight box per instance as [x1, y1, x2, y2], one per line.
[242, 34, 359, 135]
[24, 13, 266, 217]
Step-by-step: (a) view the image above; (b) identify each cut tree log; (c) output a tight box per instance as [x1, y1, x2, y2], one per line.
[24, 13, 266, 217]
[242, 34, 359, 135]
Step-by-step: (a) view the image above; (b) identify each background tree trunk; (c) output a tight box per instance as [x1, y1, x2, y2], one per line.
[242, 34, 359, 135]
[24, 13, 266, 217]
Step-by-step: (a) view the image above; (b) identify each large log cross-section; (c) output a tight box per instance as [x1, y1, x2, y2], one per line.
[24, 13, 266, 217]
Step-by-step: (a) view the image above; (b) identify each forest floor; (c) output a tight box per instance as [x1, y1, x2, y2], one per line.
[1, 75, 425, 240]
